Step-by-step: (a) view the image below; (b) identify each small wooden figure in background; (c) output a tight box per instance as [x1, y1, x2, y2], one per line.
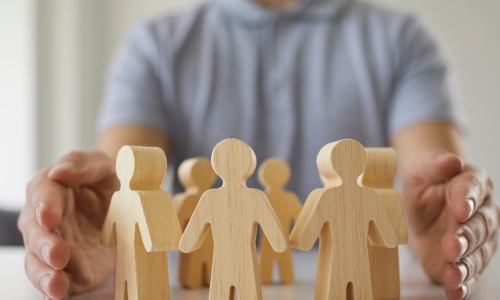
[101, 146, 182, 300]
[179, 138, 289, 300]
[289, 139, 398, 300]
[360, 148, 408, 300]
[258, 158, 302, 284]
[174, 157, 217, 289]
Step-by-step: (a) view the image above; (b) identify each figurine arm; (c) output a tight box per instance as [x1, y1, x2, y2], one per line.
[101, 193, 118, 247]
[137, 191, 183, 252]
[255, 190, 289, 253]
[179, 192, 212, 253]
[367, 191, 398, 248]
[289, 189, 324, 251]
[288, 192, 303, 223]
[173, 194, 190, 231]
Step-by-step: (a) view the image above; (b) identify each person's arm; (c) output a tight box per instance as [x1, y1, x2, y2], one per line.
[97, 125, 172, 160]
[391, 121, 499, 300]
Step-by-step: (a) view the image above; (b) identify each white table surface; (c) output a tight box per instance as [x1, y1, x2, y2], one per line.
[0, 245, 498, 299]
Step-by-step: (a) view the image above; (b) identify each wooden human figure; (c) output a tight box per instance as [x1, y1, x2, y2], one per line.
[258, 158, 302, 284]
[101, 146, 182, 300]
[360, 148, 408, 300]
[173, 157, 217, 289]
[289, 139, 398, 300]
[179, 138, 289, 300]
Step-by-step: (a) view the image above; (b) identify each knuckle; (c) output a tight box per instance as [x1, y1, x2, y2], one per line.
[26, 172, 47, 197]
[24, 251, 35, 274]
[95, 151, 115, 171]
[26, 178, 35, 195]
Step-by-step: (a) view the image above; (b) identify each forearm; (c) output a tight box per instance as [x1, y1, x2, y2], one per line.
[390, 121, 466, 175]
[97, 125, 172, 160]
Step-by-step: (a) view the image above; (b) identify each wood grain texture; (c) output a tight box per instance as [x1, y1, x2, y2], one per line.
[101, 146, 182, 300]
[173, 157, 217, 289]
[289, 139, 398, 300]
[258, 158, 302, 284]
[179, 138, 288, 300]
[360, 148, 408, 300]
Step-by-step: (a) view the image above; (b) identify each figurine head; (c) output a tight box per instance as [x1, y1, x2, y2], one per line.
[211, 138, 257, 184]
[178, 157, 217, 191]
[258, 158, 291, 189]
[116, 146, 167, 190]
[317, 139, 367, 183]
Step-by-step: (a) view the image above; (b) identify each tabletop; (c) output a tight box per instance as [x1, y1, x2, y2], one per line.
[0, 245, 498, 299]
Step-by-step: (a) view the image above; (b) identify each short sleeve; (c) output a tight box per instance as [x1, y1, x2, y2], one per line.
[96, 20, 176, 138]
[388, 16, 468, 138]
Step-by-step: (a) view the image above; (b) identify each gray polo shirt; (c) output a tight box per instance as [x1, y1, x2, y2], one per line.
[97, 0, 463, 201]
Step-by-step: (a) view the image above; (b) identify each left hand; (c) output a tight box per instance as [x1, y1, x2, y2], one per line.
[402, 149, 500, 300]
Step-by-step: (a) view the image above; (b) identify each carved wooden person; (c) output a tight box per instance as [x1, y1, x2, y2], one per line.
[101, 146, 182, 300]
[179, 138, 288, 300]
[258, 158, 302, 284]
[290, 139, 397, 300]
[174, 157, 216, 289]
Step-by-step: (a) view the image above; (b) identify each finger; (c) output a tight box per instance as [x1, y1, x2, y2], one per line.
[442, 233, 497, 290]
[447, 168, 493, 223]
[458, 234, 497, 282]
[24, 216, 70, 270]
[25, 251, 69, 299]
[441, 196, 498, 262]
[412, 150, 464, 185]
[47, 151, 116, 188]
[444, 274, 478, 300]
[23, 172, 67, 231]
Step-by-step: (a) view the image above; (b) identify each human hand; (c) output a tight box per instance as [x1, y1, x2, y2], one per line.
[18, 151, 119, 299]
[402, 150, 499, 299]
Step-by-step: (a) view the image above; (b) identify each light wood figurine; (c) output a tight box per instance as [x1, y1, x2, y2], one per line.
[360, 148, 408, 300]
[258, 158, 302, 284]
[101, 146, 182, 300]
[179, 138, 289, 300]
[289, 139, 398, 300]
[173, 157, 217, 289]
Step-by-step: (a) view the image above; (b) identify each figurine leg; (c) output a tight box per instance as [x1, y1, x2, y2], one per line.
[260, 237, 275, 284]
[237, 260, 263, 300]
[278, 249, 294, 284]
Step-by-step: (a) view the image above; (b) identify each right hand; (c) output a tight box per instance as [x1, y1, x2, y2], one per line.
[18, 151, 119, 299]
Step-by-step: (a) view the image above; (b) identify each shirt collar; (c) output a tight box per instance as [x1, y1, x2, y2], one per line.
[214, 0, 352, 25]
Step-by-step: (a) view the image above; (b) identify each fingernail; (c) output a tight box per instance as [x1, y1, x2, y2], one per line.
[40, 274, 51, 295]
[35, 203, 43, 225]
[41, 243, 51, 263]
[467, 198, 475, 219]
[48, 162, 74, 176]
[461, 283, 469, 299]
[457, 235, 469, 257]
[437, 152, 455, 162]
[456, 262, 469, 283]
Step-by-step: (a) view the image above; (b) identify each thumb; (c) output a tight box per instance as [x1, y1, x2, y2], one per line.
[402, 150, 465, 234]
[47, 151, 117, 187]
[406, 150, 464, 186]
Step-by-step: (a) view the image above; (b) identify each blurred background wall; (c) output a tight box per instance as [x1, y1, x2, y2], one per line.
[0, 0, 499, 209]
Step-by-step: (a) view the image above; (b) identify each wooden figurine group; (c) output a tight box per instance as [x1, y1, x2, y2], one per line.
[101, 138, 407, 300]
